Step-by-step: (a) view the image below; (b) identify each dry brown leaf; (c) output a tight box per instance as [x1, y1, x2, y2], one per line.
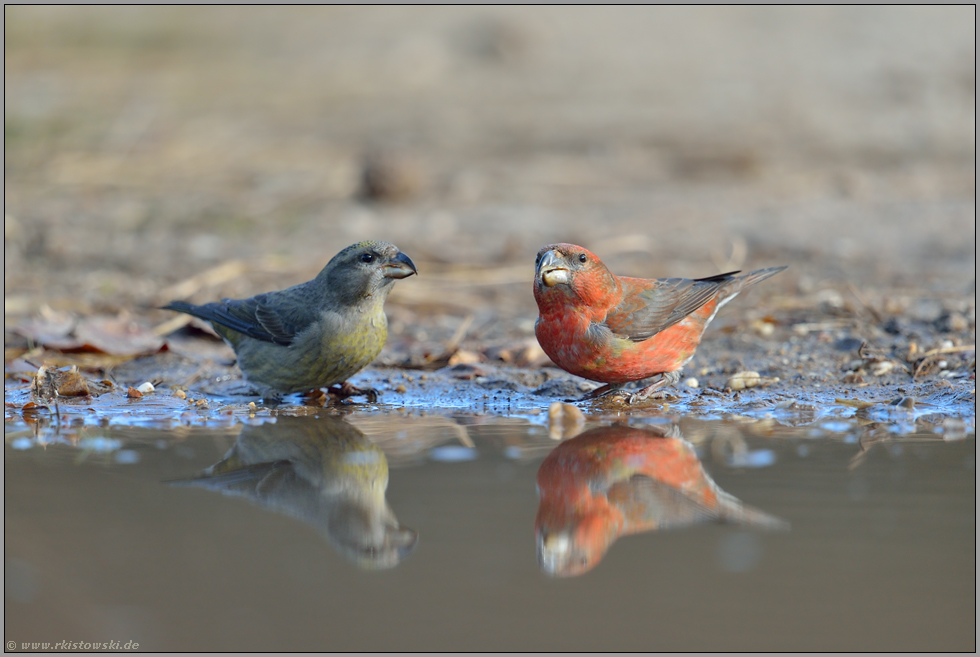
[56, 368, 91, 396]
[73, 316, 165, 356]
[12, 311, 78, 349]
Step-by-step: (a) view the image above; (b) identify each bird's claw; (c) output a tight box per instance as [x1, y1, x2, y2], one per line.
[327, 382, 380, 403]
[625, 390, 669, 405]
[577, 383, 623, 402]
[577, 371, 681, 405]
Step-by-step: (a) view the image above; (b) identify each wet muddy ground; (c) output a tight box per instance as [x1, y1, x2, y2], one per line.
[4, 6, 976, 652]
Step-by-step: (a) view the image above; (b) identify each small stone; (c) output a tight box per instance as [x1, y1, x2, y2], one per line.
[395, 384, 407, 393]
[174, 389, 187, 400]
[127, 386, 143, 398]
[871, 361, 894, 376]
[448, 350, 483, 366]
[683, 377, 699, 388]
[547, 402, 585, 441]
[727, 371, 779, 390]
[137, 382, 155, 394]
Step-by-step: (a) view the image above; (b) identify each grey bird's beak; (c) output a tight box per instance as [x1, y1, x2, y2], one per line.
[383, 251, 418, 279]
[537, 250, 569, 287]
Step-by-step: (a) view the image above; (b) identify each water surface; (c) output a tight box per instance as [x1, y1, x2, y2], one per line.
[4, 404, 975, 651]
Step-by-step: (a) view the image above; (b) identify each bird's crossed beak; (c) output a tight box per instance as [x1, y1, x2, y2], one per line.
[383, 251, 418, 280]
[537, 250, 569, 287]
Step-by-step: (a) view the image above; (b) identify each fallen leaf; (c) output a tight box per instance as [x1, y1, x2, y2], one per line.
[31, 365, 107, 399]
[74, 316, 165, 356]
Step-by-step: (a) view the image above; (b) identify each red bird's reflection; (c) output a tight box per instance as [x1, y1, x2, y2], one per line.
[535, 423, 787, 577]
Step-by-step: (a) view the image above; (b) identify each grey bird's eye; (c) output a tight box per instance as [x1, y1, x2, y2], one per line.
[360, 253, 375, 263]
[578, 253, 587, 263]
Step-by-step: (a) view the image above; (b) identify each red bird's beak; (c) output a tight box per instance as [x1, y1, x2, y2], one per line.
[537, 250, 569, 287]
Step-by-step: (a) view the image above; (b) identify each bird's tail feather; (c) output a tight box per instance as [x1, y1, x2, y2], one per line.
[738, 266, 788, 289]
[161, 300, 210, 321]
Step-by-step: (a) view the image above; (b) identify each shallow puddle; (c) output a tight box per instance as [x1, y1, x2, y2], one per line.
[4, 395, 975, 651]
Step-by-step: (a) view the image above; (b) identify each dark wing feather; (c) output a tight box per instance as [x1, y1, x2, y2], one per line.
[606, 474, 720, 530]
[603, 271, 739, 342]
[163, 285, 320, 346]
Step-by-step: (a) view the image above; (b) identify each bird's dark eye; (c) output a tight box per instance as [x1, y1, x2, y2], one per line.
[578, 253, 587, 263]
[360, 253, 375, 263]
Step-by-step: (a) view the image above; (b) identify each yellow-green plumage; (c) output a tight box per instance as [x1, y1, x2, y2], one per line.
[164, 240, 416, 397]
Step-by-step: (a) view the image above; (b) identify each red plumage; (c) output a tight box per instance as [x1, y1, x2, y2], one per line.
[533, 243, 785, 400]
[535, 423, 787, 577]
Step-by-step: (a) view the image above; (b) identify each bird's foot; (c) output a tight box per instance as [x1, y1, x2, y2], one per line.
[624, 371, 682, 404]
[221, 383, 267, 398]
[326, 381, 380, 403]
[575, 383, 625, 402]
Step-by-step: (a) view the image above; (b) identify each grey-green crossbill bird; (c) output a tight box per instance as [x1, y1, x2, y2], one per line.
[163, 241, 416, 399]
[169, 415, 418, 570]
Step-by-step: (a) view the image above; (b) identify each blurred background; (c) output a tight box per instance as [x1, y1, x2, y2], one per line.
[4, 6, 976, 344]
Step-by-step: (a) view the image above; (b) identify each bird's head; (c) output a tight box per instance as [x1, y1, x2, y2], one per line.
[536, 515, 614, 578]
[533, 243, 619, 311]
[320, 241, 417, 305]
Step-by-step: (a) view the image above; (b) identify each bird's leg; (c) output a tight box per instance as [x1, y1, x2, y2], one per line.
[327, 381, 380, 403]
[627, 370, 682, 404]
[577, 382, 626, 401]
[223, 382, 267, 398]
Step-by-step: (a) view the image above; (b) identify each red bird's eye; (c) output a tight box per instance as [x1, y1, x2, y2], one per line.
[578, 253, 587, 263]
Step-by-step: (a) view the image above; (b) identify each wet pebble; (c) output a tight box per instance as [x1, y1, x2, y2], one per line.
[727, 371, 779, 390]
[547, 402, 585, 440]
[871, 361, 895, 376]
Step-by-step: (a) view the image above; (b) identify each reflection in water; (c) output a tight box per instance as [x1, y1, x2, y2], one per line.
[535, 423, 788, 577]
[171, 415, 417, 569]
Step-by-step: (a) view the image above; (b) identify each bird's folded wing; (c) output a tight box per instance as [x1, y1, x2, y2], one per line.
[606, 474, 719, 531]
[198, 290, 318, 346]
[603, 272, 739, 342]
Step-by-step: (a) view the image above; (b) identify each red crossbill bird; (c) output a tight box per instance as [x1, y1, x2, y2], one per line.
[170, 415, 417, 570]
[164, 241, 416, 400]
[535, 423, 787, 577]
[533, 243, 785, 402]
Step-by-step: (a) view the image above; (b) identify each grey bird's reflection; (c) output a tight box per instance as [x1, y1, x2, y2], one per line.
[171, 415, 417, 569]
[535, 423, 788, 577]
